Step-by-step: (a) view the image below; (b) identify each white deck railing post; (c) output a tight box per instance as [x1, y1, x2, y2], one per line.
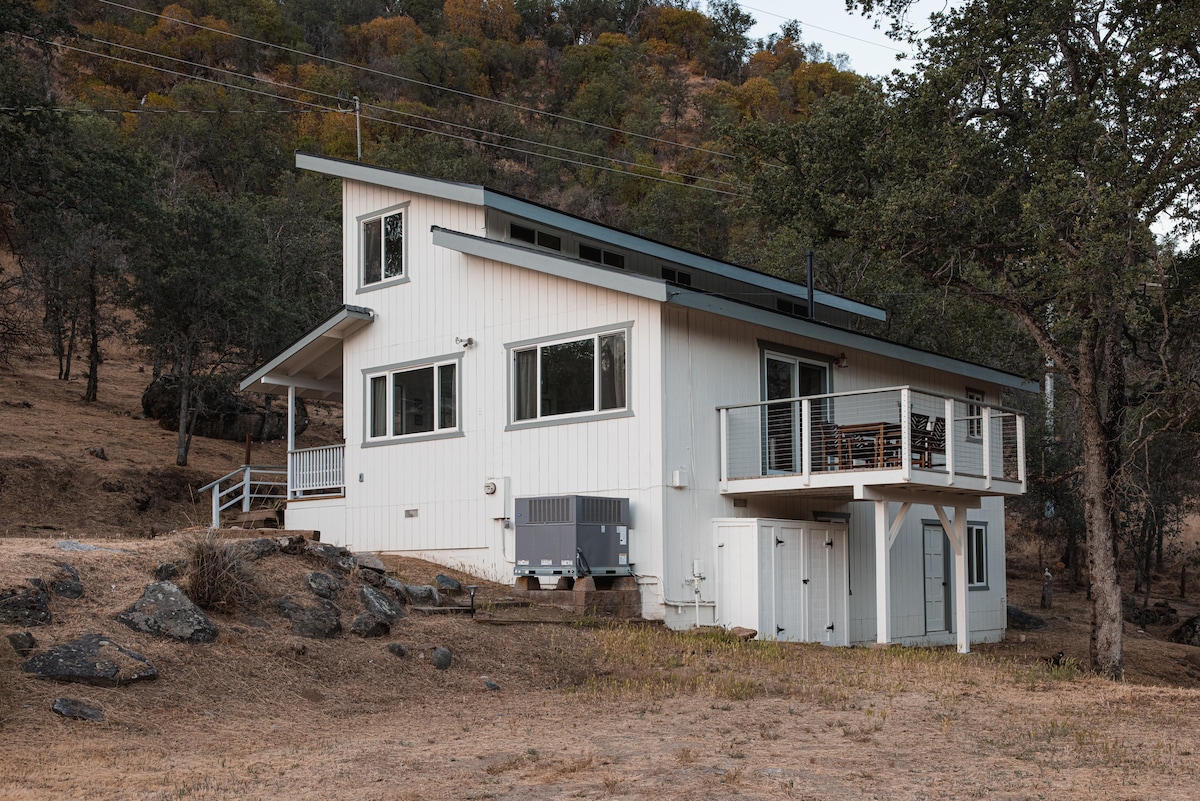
[801, 398, 812, 482]
[719, 408, 729, 484]
[982, 404, 992, 489]
[944, 397, 956, 483]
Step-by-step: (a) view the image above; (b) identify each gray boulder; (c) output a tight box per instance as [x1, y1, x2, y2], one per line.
[234, 538, 278, 561]
[350, 611, 390, 638]
[431, 646, 452, 670]
[53, 563, 84, 599]
[276, 534, 307, 555]
[360, 585, 404, 624]
[277, 595, 342, 639]
[386, 642, 407, 658]
[0, 586, 51, 627]
[52, 698, 105, 722]
[305, 572, 341, 599]
[392, 582, 441, 607]
[116, 581, 218, 643]
[435, 574, 462, 592]
[359, 568, 387, 588]
[305, 541, 355, 573]
[1169, 615, 1200, 647]
[22, 634, 158, 686]
[354, 552, 387, 573]
[154, 561, 183, 581]
[7, 631, 36, 656]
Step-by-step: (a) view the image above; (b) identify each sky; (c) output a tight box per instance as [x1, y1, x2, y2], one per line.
[728, 1, 948, 79]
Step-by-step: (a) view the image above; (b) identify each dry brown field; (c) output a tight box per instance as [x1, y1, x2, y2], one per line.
[2, 351, 1199, 800]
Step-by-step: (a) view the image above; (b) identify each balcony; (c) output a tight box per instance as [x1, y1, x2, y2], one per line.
[718, 387, 1025, 500]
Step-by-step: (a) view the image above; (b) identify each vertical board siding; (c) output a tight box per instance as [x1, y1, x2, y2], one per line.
[331, 180, 663, 583]
[316, 179, 1012, 634]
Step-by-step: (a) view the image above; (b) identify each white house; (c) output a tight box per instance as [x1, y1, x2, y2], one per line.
[238, 153, 1034, 652]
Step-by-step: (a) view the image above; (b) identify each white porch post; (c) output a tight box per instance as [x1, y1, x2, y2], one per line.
[953, 506, 969, 653]
[874, 499, 891, 645]
[287, 385, 296, 453]
[936, 504, 971, 654]
[287, 385, 296, 500]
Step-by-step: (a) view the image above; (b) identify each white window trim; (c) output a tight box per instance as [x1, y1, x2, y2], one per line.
[362, 353, 462, 445]
[966, 387, 985, 440]
[967, 522, 988, 590]
[357, 202, 410, 293]
[505, 323, 633, 429]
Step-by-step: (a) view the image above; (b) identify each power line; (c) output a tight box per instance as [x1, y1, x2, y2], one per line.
[92, 0, 740, 163]
[736, 2, 908, 54]
[84, 35, 740, 192]
[43, 39, 746, 197]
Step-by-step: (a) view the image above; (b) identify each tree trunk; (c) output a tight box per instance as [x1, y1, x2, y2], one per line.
[1076, 352, 1124, 680]
[175, 347, 193, 467]
[84, 259, 100, 403]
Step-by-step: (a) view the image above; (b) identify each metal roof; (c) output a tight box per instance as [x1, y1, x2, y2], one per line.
[296, 152, 887, 321]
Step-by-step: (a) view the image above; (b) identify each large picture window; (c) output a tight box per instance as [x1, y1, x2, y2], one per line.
[368, 361, 457, 440]
[362, 208, 405, 286]
[512, 330, 627, 422]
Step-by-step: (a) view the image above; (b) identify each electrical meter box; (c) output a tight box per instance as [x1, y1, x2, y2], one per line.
[514, 495, 631, 577]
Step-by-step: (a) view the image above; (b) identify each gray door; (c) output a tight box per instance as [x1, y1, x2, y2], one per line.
[923, 524, 949, 633]
[774, 526, 804, 640]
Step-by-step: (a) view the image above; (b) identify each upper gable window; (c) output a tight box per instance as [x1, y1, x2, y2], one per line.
[966, 388, 985, 439]
[361, 207, 405, 288]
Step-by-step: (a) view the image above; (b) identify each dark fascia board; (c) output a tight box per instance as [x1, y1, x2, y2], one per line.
[239, 304, 374, 393]
[296, 152, 885, 321]
[432, 227, 670, 302]
[668, 290, 1039, 393]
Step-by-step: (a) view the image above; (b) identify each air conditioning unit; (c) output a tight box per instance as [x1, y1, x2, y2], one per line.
[514, 495, 631, 577]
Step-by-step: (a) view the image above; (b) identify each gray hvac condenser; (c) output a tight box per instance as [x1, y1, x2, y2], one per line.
[514, 495, 631, 578]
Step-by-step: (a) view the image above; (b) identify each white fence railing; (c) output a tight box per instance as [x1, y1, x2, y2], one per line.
[288, 444, 345, 499]
[718, 386, 1025, 489]
[200, 465, 288, 528]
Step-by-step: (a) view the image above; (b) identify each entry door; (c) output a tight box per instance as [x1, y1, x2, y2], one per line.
[923, 524, 949, 633]
[763, 354, 827, 473]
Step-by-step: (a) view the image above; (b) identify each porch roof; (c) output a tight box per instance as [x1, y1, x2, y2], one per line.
[239, 305, 374, 400]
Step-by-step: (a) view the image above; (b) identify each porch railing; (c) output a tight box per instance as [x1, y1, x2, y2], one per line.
[200, 465, 288, 529]
[718, 386, 1025, 489]
[288, 443, 345, 499]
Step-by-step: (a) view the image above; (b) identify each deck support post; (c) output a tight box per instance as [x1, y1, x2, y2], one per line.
[935, 505, 971, 654]
[874, 499, 891, 646]
[287, 385, 296, 499]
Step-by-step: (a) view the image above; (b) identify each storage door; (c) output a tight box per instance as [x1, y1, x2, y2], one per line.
[773, 524, 805, 641]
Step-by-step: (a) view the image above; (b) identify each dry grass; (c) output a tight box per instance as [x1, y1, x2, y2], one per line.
[4, 353, 1200, 799]
[183, 533, 255, 611]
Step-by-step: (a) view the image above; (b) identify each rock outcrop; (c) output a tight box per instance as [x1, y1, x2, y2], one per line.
[116, 581, 219, 643]
[22, 634, 158, 686]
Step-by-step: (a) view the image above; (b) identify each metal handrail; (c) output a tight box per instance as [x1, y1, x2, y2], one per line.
[203, 464, 287, 528]
[716, 385, 1027, 418]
